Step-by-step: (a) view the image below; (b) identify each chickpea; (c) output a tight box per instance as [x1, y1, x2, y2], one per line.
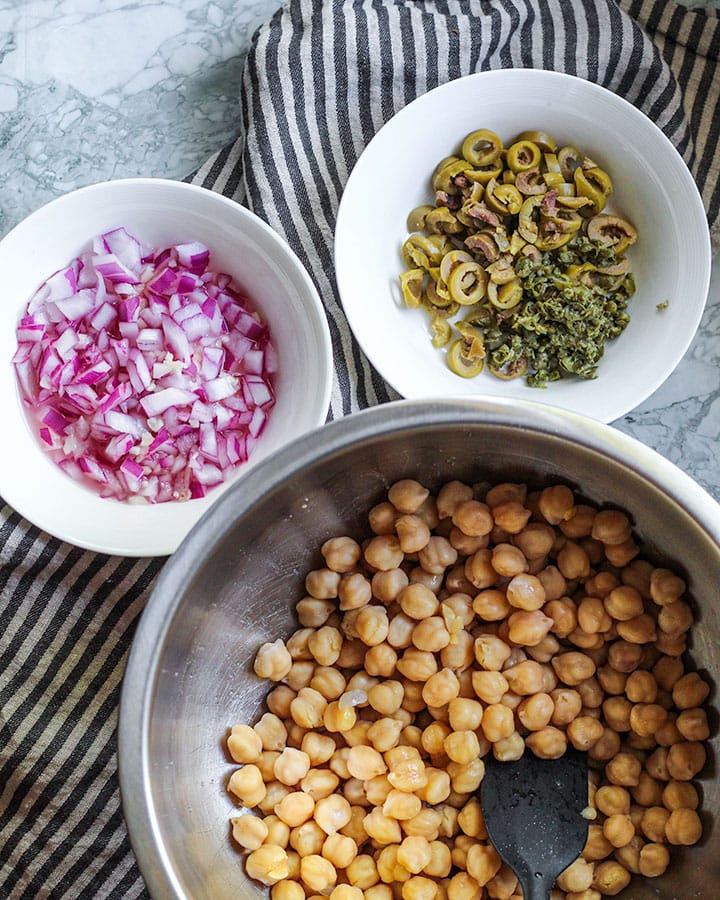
[567, 716, 604, 752]
[665, 807, 703, 845]
[365, 888, 393, 900]
[582, 823, 613, 861]
[658, 599, 693, 637]
[492, 500, 532, 534]
[550, 688, 582, 726]
[479, 702, 514, 742]
[396, 836, 433, 875]
[394, 515, 431, 555]
[402, 876, 438, 900]
[397, 583, 439, 621]
[274, 748, 311, 786]
[557, 858, 594, 893]
[300, 854, 337, 892]
[379, 788, 420, 821]
[254, 639, 293, 681]
[650, 568, 685, 606]
[228, 724, 263, 764]
[608, 640, 643, 674]
[592, 860, 630, 896]
[662, 780, 699, 811]
[613, 833, 643, 875]
[447, 872, 481, 900]
[504, 572, 546, 611]
[589, 727, 621, 763]
[506, 609, 553, 647]
[503, 660, 545, 696]
[666, 741, 706, 781]
[577, 597, 612, 634]
[274, 790, 315, 827]
[404, 808, 443, 841]
[423, 841, 452, 879]
[466, 843, 502, 886]
[267, 686, 297, 719]
[300, 768, 339, 802]
[348, 853, 381, 888]
[544, 597, 577, 638]
[450, 499, 493, 536]
[590, 509, 631, 545]
[602, 814, 635, 848]
[605, 752, 642, 787]
[474, 635, 512, 671]
[290, 687, 327, 729]
[262, 814, 290, 848]
[513, 522, 555, 560]
[631, 772, 662, 807]
[471, 588, 510, 622]
[516, 693, 552, 731]
[557, 541, 591, 580]
[296, 597, 335, 628]
[397, 648, 438, 683]
[271, 881, 305, 900]
[616, 614, 657, 644]
[493, 730, 525, 762]
[231, 812, 268, 850]
[362, 807, 402, 845]
[421, 668, 459, 708]
[640, 806, 670, 843]
[246, 845, 289, 885]
[363, 643, 397, 677]
[646, 747, 670, 782]
[624, 669, 657, 704]
[228, 764, 266, 808]
[289, 819, 326, 855]
[388, 479, 429, 513]
[638, 842, 670, 878]
[672, 671, 710, 709]
[448, 697, 484, 732]
[472, 670, 509, 705]
[417, 768, 452, 806]
[491, 543, 528, 578]
[551, 651, 596, 686]
[364, 681, 402, 717]
[408, 618, 449, 655]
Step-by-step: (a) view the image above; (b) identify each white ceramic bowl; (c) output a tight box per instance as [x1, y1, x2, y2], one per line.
[0, 179, 332, 556]
[335, 70, 712, 422]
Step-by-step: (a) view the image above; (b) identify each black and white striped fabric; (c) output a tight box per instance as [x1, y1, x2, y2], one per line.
[1, 1, 718, 897]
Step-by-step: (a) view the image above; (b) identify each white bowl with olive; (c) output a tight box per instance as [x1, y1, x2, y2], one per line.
[335, 69, 711, 422]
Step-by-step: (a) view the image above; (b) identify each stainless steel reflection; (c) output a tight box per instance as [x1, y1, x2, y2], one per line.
[119, 398, 719, 900]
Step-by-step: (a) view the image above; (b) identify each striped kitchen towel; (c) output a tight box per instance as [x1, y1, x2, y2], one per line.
[1, 1, 718, 898]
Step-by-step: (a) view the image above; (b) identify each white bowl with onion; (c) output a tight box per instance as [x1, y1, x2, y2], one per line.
[0, 179, 332, 556]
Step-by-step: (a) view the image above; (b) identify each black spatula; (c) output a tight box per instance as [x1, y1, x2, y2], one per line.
[481, 748, 589, 900]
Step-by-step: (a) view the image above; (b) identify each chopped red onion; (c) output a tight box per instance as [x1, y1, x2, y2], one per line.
[13, 230, 276, 503]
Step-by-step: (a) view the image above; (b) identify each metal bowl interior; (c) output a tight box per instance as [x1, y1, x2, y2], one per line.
[119, 399, 719, 900]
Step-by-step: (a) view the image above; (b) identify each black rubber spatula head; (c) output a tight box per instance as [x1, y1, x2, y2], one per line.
[481, 748, 589, 900]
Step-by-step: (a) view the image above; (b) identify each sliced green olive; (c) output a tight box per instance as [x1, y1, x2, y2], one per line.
[488, 277, 523, 310]
[574, 167, 613, 216]
[426, 273, 452, 306]
[461, 129, 503, 167]
[402, 233, 448, 269]
[399, 269, 424, 308]
[423, 294, 459, 318]
[406, 205, 435, 232]
[430, 316, 452, 348]
[555, 182, 577, 198]
[486, 258, 517, 285]
[557, 146, 583, 181]
[515, 167, 547, 196]
[484, 179, 523, 216]
[502, 169, 516, 185]
[425, 207, 464, 235]
[518, 195, 544, 243]
[543, 172, 564, 189]
[464, 162, 504, 185]
[432, 158, 472, 194]
[542, 208, 582, 234]
[488, 356, 528, 380]
[556, 194, 594, 210]
[447, 261, 488, 306]
[587, 214, 638, 254]
[534, 229, 574, 251]
[506, 140, 542, 173]
[447, 330, 486, 378]
[509, 232, 527, 255]
[544, 152, 562, 174]
[439, 249, 474, 284]
[515, 130, 557, 153]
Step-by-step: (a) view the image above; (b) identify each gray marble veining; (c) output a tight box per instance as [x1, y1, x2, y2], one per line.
[1, 0, 719, 502]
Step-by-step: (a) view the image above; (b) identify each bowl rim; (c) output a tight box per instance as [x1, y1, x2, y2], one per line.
[0, 177, 334, 556]
[334, 68, 712, 422]
[118, 396, 720, 900]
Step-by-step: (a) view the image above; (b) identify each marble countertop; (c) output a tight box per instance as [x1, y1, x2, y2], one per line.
[2, 0, 719, 501]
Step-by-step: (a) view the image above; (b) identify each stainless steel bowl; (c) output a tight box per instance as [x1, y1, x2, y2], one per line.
[119, 398, 719, 899]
